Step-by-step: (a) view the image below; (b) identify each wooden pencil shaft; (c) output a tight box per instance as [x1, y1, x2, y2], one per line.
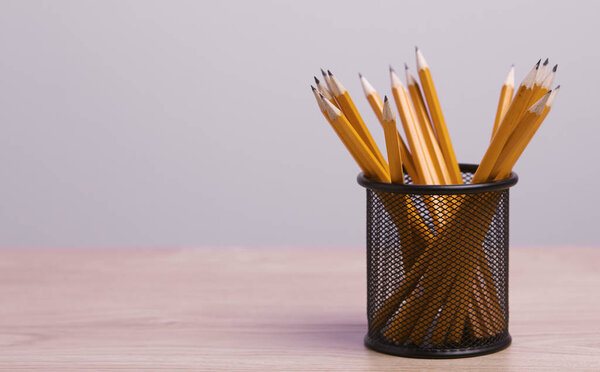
[363, 88, 420, 183]
[366, 94, 384, 122]
[382, 100, 405, 184]
[416, 52, 462, 184]
[403, 87, 441, 184]
[314, 91, 376, 179]
[324, 105, 391, 183]
[406, 74, 453, 184]
[314, 90, 389, 182]
[492, 84, 514, 140]
[473, 64, 538, 183]
[491, 96, 553, 180]
[391, 84, 436, 184]
[329, 75, 390, 173]
[332, 116, 390, 182]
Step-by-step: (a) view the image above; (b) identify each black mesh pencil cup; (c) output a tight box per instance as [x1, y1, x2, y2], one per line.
[357, 164, 518, 358]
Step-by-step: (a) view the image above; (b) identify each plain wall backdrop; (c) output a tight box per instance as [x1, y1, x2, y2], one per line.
[0, 0, 597, 248]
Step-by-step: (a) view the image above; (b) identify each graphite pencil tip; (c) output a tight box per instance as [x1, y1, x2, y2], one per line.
[535, 59, 541, 68]
[358, 72, 362, 78]
[543, 58, 549, 66]
[415, 46, 419, 52]
[553, 64, 558, 72]
[320, 68, 327, 77]
[384, 95, 388, 102]
[389, 64, 395, 73]
[311, 85, 316, 91]
[314, 76, 320, 84]
[327, 70, 333, 76]
[404, 63, 409, 70]
[556, 84, 560, 89]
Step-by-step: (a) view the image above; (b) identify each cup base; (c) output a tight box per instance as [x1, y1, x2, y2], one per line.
[364, 334, 511, 359]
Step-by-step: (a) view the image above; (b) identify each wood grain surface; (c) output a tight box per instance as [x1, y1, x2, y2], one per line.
[0, 247, 599, 371]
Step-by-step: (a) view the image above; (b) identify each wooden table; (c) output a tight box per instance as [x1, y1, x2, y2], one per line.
[0, 247, 599, 371]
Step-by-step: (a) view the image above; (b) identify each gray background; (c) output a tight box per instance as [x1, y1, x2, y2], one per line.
[0, 0, 597, 248]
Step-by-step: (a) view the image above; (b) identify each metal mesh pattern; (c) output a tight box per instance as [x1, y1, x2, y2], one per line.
[362, 168, 513, 358]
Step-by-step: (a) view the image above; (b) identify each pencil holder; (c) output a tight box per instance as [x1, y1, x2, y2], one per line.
[358, 163, 518, 358]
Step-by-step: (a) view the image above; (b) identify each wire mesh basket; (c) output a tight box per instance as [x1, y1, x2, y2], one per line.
[357, 163, 518, 358]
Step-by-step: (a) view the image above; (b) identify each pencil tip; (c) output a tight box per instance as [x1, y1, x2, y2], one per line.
[358, 72, 362, 78]
[404, 63, 409, 70]
[327, 70, 333, 76]
[319, 92, 324, 99]
[311, 85, 316, 91]
[384, 95, 388, 102]
[553, 64, 558, 72]
[535, 59, 541, 68]
[556, 84, 560, 89]
[320, 68, 326, 77]
[314, 76, 320, 84]
[415, 46, 419, 52]
[543, 58, 549, 66]
[389, 64, 395, 73]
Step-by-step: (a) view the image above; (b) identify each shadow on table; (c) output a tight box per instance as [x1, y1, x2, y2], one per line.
[281, 320, 367, 350]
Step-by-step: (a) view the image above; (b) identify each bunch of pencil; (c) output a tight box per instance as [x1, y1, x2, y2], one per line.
[310, 48, 560, 346]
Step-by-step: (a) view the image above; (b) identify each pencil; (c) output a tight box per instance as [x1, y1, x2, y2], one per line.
[491, 87, 559, 180]
[312, 87, 390, 182]
[416, 47, 462, 184]
[491, 65, 515, 140]
[328, 71, 390, 173]
[390, 66, 437, 184]
[312, 86, 367, 174]
[359, 73, 420, 183]
[405, 64, 452, 184]
[472, 60, 539, 183]
[381, 96, 404, 184]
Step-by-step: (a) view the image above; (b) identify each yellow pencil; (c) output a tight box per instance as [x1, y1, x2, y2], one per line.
[314, 88, 391, 183]
[312, 86, 376, 179]
[328, 71, 390, 173]
[390, 66, 437, 184]
[359, 73, 420, 184]
[491, 87, 559, 180]
[381, 97, 404, 184]
[405, 64, 452, 184]
[416, 47, 462, 184]
[472, 60, 540, 183]
[491, 65, 515, 140]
